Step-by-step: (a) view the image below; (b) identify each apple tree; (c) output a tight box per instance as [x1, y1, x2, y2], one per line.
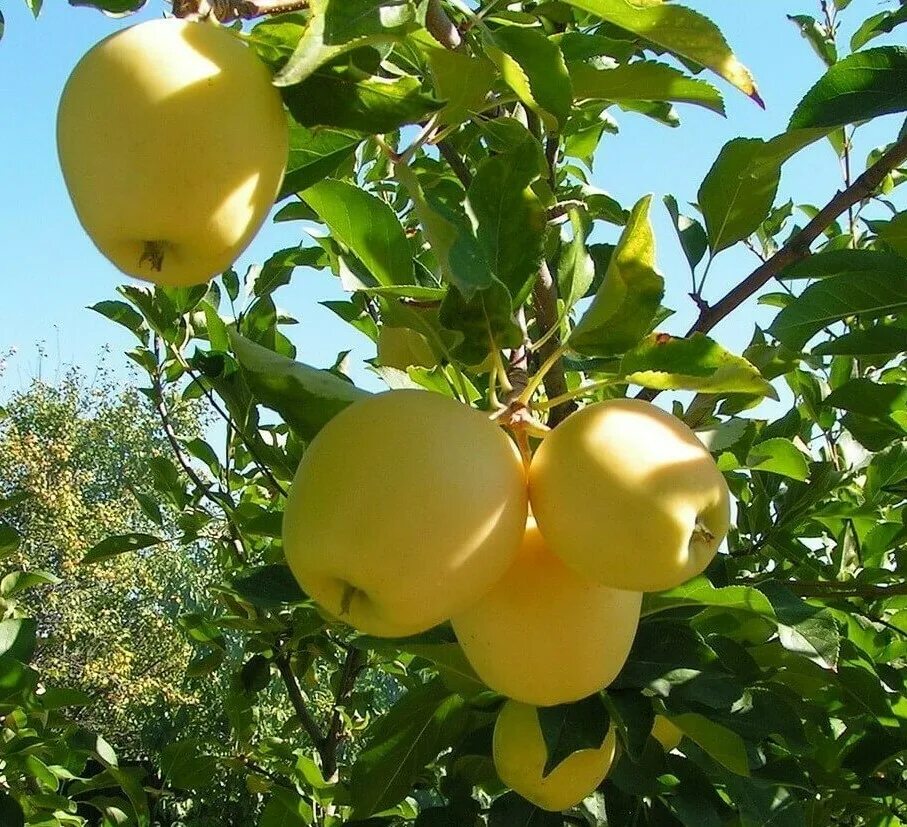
[5, 0, 907, 825]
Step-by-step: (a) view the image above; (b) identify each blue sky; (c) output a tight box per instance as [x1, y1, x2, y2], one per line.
[0, 0, 903, 397]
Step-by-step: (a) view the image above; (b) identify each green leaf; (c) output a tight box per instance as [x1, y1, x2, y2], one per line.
[699, 131, 824, 254]
[768, 269, 907, 349]
[603, 689, 654, 762]
[274, 0, 425, 86]
[851, 6, 907, 50]
[284, 68, 441, 134]
[349, 680, 468, 818]
[261, 789, 314, 826]
[160, 740, 218, 792]
[571, 196, 665, 356]
[469, 134, 546, 304]
[866, 443, 907, 501]
[0, 521, 21, 558]
[68, 0, 145, 13]
[759, 582, 841, 670]
[177, 613, 226, 651]
[812, 324, 907, 356]
[643, 576, 776, 619]
[485, 26, 573, 130]
[778, 248, 906, 280]
[232, 565, 307, 608]
[825, 378, 907, 417]
[230, 330, 369, 441]
[746, 438, 811, 481]
[561, 0, 761, 102]
[787, 14, 837, 66]
[426, 47, 497, 125]
[790, 46, 907, 129]
[0, 570, 61, 597]
[301, 179, 414, 287]
[671, 713, 749, 776]
[90, 300, 145, 339]
[664, 195, 708, 273]
[439, 280, 523, 365]
[394, 160, 496, 298]
[571, 61, 725, 114]
[81, 533, 163, 565]
[621, 333, 777, 397]
[537, 695, 610, 777]
[280, 125, 363, 199]
[877, 211, 907, 258]
[0, 619, 36, 663]
[557, 210, 596, 313]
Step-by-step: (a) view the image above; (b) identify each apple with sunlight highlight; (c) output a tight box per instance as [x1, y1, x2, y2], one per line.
[529, 398, 730, 593]
[452, 518, 641, 706]
[57, 18, 288, 286]
[282, 390, 528, 637]
[493, 700, 618, 812]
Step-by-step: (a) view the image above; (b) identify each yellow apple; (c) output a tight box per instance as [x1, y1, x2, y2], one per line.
[651, 715, 683, 751]
[451, 519, 641, 706]
[493, 699, 618, 811]
[376, 327, 438, 370]
[57, 18, 288, 287]
[282, 390, 528, 637]
[529, 399, 730, 593]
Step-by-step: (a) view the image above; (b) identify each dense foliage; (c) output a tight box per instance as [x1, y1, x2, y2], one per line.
[4, 0, 907, 825]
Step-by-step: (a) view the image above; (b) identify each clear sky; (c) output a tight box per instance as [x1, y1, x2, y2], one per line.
[1, 0, 903, 398]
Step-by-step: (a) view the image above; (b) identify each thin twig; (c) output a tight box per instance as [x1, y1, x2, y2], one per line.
[437, 140, 473, 188]
[276, 655, 327, 751]
[321, 647, 366, 780]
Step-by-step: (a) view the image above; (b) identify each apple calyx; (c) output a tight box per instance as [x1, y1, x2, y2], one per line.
[140, 241, 166, 272]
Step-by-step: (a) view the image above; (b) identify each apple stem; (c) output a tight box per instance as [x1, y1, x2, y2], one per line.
[140, 241, 165, 272]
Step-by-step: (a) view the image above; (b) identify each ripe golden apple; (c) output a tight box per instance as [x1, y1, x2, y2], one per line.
[282, 390, 528, 637]
[57, 18, 288, 287]
[451, 519, 641, 706]
[529, 399, 730, 593]
[493, 699, 617, 811]
[376, 327, 438, 370]
[651, 715, 683, 751]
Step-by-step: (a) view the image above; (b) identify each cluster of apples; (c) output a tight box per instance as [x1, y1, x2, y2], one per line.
[57, 19, 288, 287]
[283, 389, 731, 810]
[56, 20, 731, 813]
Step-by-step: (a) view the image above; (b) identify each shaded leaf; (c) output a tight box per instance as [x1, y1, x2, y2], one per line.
[232, 565, 307, 608]
[280, 125, 363, 199]
[230, 331, 369, 441]
[537, 695, 610, 776]
[671, 713, 749, 776]
[768, 269, 907, 349]
[81, 533, 163, 565]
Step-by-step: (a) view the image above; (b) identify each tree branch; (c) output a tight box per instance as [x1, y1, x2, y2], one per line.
[437, 140, 473, 188]
[321, 647, 366, 780]
[532, 262, 575, 426]
[689, 133, 907, 337]
[276, 655, 327, 752]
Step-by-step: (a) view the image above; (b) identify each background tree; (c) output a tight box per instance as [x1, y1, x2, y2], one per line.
[4, 0, 907, 825]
